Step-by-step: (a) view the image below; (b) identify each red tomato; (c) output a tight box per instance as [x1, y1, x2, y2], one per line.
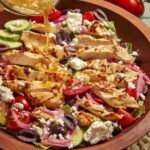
[49, 8, 62, 21]
[15, 96, 31, 111]
[128, 89, 137, 99]
[83, 11, 96, 22]
[117, 0, 144, 17]
[92, 96, 105, 104]
[117, 109, 136, 127]
[64, 86, 91, 96]
[7, 110, 31, 130]
[29, 16, 44, 23]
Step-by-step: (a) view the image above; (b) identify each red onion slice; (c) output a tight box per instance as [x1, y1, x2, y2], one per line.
[16, 129, 39, 143]
[11, 110, 31, 129]
[94, 9, 108, 21]
[86, 92, 100, 105]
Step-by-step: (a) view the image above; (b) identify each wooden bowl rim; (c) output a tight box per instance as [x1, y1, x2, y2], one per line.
[0, 1, 150, 150]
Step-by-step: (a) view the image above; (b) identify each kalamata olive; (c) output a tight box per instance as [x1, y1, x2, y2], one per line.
[65, 98, 77, 106]
[93, 9, 108, 21]
[0, 43, 10, 52]
[56, 30, 71, 46]
[50, 124, 67, 135]
[16, 129, 39, 143]
[63, 114, 77, 130]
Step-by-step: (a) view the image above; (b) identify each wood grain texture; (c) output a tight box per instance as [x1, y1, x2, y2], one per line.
[0, 0, 150, 150]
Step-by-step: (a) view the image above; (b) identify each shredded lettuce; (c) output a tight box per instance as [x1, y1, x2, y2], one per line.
[62, 105, 73, 113]
[102, 21, 116, 34]
[134, 100, 145, 118]
[33, 142, 50, 150]
[126, 43, 133, 54]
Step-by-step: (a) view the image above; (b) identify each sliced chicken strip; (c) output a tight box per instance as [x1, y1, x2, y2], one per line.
[79, 98, 121, 121]
[74, 34, 112, 48]
[77, 44, 135, 63]
[7, 65, 72, 84]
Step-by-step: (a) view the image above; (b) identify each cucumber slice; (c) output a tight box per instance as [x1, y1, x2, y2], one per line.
[0, 38, 22, 49]
[5, 19, 32, 34]
[0, 29, 20, 41]
[72, 128, 84, 147]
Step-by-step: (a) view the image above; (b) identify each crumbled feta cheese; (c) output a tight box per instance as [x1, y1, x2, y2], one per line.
[140, 93, 146, 100]
[32, 125, 43, 136]
[39, 118, 47, 124]
[49, 22, 56, 27]
[28, 68, 32, 73]
[51, 134, 57, 139]
[0, 85, 14, 103]
[18, 81, 25, 87]
[70, 38, 78, 46]
[13, 102, 24, 110]
[34, 110, 41, 115]
[66, 11, 82, 33]
[69, 57, 87, 70]
[46, 118, 55, 126]
[83, 19, 92, 26]
[131, 51, 138, 57]
[58, 133, 64, 140]
[55, 118, 64, 126]
[26, 43, 33, 49]
[84, 121, 114, 144]
[118, 73, 125, 79]
[61, 41, 68, 46]
[118, 61, 123, 64]
[49, 33, 56, 39]
[128, 82, 136, 89]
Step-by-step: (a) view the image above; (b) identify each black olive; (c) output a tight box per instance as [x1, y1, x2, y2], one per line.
[63, 114, 77, 130]
[0, 43, 10, 52]
[50, 124, 67, 135]
[56, 30, 71, 46]
[65, 97, 77, 106]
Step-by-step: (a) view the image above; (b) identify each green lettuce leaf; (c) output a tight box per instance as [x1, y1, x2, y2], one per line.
[134, 100, 145, 118]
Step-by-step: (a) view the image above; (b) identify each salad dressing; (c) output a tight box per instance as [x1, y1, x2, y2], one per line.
[7, 0, 54, 51]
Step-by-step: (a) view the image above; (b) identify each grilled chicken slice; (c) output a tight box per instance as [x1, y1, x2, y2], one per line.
[91, 83, 139, 109]
[7, 65, 72, 84]
[31, 23, 58, 34]
[77, 44, 135, 63]
[26, 81, 65, 109]
[21, 31, 66, 60]
[74, 34, 112, 48]
[76, 111, 99, 127]
[21, 31, 55, 52]
[88, 20, 112, 37]
[79, 98, 121, 121]
[2, 50, 43, 67]
[4, 80, 65, 109]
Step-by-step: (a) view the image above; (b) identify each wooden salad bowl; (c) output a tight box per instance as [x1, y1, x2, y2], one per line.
[0, 0, 150, 150]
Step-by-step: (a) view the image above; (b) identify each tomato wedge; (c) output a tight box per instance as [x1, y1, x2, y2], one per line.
[49, 8, 62, 21]
[7, 110, 31, 130]
[83, 11, 96, 22]
[14, 96, 31, 111]
[92, 96, 105, 104]
[117, 109, 136, 127]
[64, 86, 91, 96]
[128, 89, 137, 99]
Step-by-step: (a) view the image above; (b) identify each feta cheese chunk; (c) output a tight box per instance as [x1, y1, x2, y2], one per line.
[84, 121, 114, 144]
[0, 79, 14, 103]
[66, 11, 82, 33]
[69, 57, 87, 70]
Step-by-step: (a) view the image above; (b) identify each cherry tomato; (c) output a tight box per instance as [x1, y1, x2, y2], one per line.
[117, 109, 136, 127]
[29, 16, 44, 23]
[29, 9, 62, 23]
[14, 96, 31, 111]
[92, 96, 105, 104]
[128, 89, 137, 99]
[83, 11, 96, 22]
[64, 80, 91, 96]
[49, 8, 62, 21]
[7, 110, 31, 130]
[117, 0, 144, 17]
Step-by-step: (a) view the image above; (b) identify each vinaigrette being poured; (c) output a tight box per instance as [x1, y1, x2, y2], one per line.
[7, 0, 55, 51]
